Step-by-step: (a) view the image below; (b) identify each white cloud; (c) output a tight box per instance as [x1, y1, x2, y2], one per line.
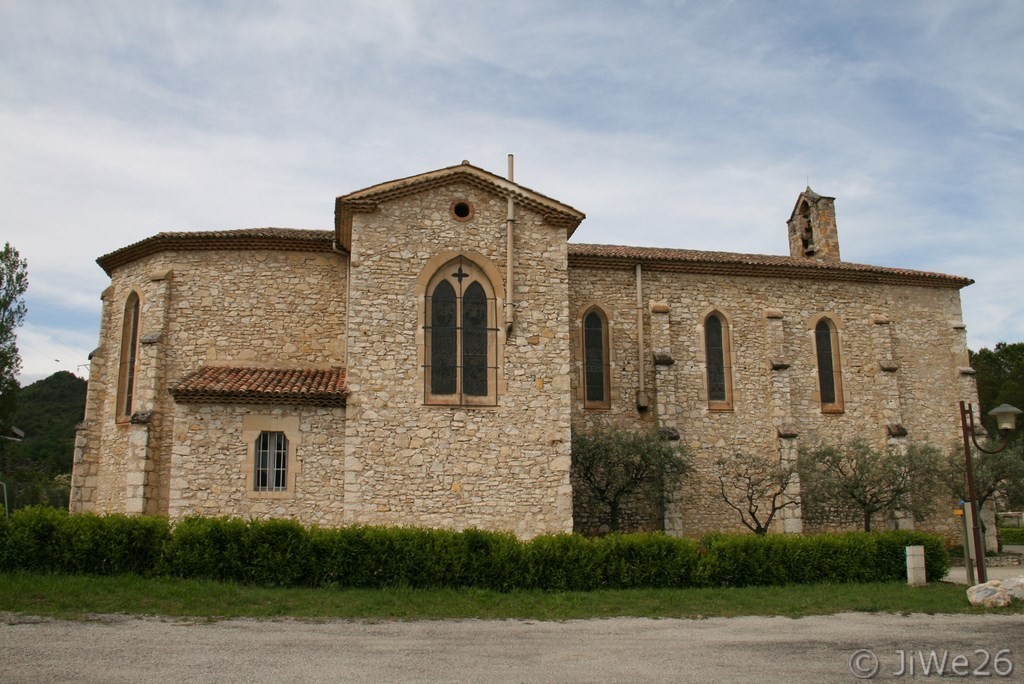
[1, 0, 1021, 363]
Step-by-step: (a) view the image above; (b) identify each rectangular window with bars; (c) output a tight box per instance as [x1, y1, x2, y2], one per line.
[254, 431, 288, 492]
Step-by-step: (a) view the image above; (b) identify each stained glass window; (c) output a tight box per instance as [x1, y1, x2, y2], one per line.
[583, 310, 607, 404]
[705, 314, 726, 402]
[430, 280, 457, 395]
[463, 281, 488, 396]
[815, 319, 838, 406]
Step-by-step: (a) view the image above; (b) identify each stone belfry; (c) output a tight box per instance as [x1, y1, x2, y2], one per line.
[787, 187, 840, 261]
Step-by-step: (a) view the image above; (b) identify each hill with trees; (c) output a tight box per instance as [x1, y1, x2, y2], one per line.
[0, 371, 86, 511]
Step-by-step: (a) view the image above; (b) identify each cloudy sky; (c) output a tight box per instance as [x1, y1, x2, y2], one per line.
[2, 1, 1022, 385]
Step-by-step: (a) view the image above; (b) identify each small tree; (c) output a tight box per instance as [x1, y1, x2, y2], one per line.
[797, 440, 943, 532]
[0, 242, 28, 435]
[713, 452, 799, 535]
[942, 443, 1024, 548]
[571, 426, 691, 533]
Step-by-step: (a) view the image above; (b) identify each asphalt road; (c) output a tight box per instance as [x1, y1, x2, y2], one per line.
[4, 612, 1023, 683]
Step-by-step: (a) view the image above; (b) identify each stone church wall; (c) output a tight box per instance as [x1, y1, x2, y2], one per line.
[168, 403, 347, 524]
[73, 248, 349, 519]
[342, 182, 573, 538]
[569, 264, 972, 539]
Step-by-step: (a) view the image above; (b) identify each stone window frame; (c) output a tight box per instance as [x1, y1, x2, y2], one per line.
[416, 251, 506, 407]
[242, 415, 301, 498]
[700, 308, 735, 411]
[115, 290, 142, 423]
[809, 313, 845, 414]
[576, 302, 613, 410]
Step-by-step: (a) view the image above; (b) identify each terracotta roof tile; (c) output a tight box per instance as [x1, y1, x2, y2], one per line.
[568, 243, 973, 289]
[171, 366, 348, 407]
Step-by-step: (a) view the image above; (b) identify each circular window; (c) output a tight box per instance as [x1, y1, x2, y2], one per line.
[451, 200, 474, 221]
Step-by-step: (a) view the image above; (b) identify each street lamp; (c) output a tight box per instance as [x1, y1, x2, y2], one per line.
[958, 401, 1021, 584]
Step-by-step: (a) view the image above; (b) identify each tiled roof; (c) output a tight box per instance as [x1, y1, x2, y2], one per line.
[568, 243, 973, 289]
[170, 366, 348, 407]
[97, 228, 334, 275]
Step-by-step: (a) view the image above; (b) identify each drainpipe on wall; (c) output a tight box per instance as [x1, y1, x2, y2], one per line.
[505, 154, 516, 335]
[333, 240, 351, 371]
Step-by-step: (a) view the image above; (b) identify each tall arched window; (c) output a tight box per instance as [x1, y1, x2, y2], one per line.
[424, 256, 498, 405]
[582, 307, 610, 408]
[704, 311, 733, 409]
[814, 317, 844, 412]
[116, 292, 141, 420]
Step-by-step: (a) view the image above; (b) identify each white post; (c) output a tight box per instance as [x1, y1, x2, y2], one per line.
[905, 545, 926, 587]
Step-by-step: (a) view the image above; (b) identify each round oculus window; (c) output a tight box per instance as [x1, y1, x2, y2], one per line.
[451, 200, 473, 221]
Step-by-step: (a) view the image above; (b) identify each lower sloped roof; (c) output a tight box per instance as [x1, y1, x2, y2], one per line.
[170, 366, 348, 407]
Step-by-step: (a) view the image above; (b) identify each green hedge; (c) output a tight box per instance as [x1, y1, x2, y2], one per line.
[1001, 527, 1024, 545]
[0, 507, 949, 589]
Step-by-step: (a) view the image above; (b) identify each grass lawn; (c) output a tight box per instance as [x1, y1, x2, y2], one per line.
[2, 573, 1021, 621]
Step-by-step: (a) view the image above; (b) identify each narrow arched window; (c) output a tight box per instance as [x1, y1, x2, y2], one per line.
[430, 280, 457, 395]
[815, 318, 843, 412]
[424, 256, 498, 405]
[116, 292, 141, 420]
[582, 307, 610, 408]
[704, 311, 733, 409]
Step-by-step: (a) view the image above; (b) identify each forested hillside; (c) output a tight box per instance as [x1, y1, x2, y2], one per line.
[0, 371, 86, 511]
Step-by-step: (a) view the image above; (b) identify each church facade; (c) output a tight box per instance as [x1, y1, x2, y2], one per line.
[70, 161, 977, 538]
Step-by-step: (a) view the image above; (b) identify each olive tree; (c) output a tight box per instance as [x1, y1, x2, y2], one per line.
[797, 440, 943, 532]
[713, 451, 800, 535]
[571, 426, 691, 533]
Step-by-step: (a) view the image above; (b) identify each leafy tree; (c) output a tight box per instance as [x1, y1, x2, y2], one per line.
[971, 342, 1024, 439]
[797, 440, 943, 532]
[942, 443, 1024, 547]
[713, 451, 799, 535]
[571, 427, 691, 533]
[0, 242, 28, 434]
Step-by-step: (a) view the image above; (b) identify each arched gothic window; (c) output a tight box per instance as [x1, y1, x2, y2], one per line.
[116, 292, 141, 420]
[582, 307, 610, 408]
[704, 311, 733, 409]
[424, 256, 498, 405]
[814, 317, 844, 412]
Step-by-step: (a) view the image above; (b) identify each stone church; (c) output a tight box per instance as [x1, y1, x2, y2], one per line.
[70, 160, 977, 538]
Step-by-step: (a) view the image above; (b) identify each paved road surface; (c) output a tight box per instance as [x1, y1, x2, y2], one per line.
[4, 612, 1023, 683]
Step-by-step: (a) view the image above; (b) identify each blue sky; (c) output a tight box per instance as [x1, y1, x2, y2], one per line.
[2, 0, 1022, 384]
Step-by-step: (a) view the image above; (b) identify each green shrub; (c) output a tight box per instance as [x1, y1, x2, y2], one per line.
[596, 533, 698, 588]
[0, 511, 951, 590]
[526, 534, 603, 591]
[1001, 527, 1024, 545]
[1, 506, 69, 573]
[60, 513, 169, 576]
[161, 516, 252, 582]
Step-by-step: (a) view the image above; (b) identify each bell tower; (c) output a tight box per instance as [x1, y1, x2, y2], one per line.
[787, 187, 840, 261]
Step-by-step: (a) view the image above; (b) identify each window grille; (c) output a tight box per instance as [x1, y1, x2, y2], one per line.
[254, 431, 288, 492]
[423, 256, 499, 406]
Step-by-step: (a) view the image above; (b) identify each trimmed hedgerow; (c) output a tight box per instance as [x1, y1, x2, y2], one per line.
[1001, 527, 1024, 545]
[0, 508, 949, 590]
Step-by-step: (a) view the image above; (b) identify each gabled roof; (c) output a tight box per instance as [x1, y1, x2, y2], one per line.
[334, 161, 586, 251]
[170, 366, 348, 407]
[568, 243, 973, 289]
[97, 228, 333, 276]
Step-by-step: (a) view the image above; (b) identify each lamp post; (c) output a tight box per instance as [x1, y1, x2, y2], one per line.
[958, 401, 1021, 584]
